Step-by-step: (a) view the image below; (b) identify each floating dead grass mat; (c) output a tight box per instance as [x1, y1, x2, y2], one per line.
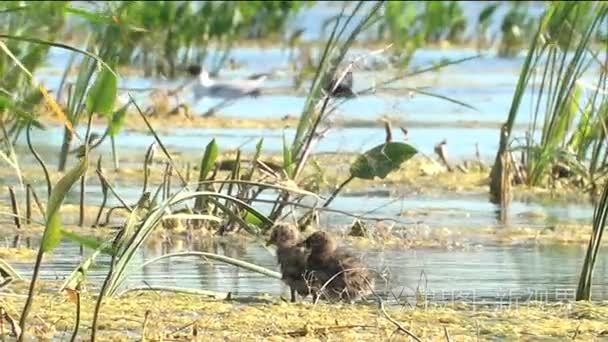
[0, 247, 37, 261]
[0, 221, 595, 261]
[0, 280, 607, 341]
[339, 223, 594, 252]
[0, 151, 586, 206]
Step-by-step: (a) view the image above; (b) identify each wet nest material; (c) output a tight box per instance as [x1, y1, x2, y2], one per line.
[0, 280, 607, 341]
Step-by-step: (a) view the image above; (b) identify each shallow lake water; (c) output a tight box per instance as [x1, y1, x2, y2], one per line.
[4, 233, 608, 304]
[52, 186, 592, 230]
[1, 178, 602, 304]
[23, 122, 505, 161]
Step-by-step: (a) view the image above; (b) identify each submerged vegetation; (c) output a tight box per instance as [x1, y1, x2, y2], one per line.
[1, 0, 608, 340]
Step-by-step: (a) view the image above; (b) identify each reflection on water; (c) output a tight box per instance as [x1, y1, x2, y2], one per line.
[4, 233, 608, 303]
[319, 193, 593, 228]
[44, 184, 592, 230]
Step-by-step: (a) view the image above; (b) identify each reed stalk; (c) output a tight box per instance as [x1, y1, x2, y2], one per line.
[577, 178, 608, 300]
[7, 186, 20, 229]
[25, 184, 31, 225]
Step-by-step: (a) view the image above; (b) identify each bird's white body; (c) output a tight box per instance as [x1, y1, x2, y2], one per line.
[190, 69, 267, 100]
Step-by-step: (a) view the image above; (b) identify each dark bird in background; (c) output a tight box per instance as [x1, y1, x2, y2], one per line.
[266, 224, 311, 302]
[187, 64, 203, 76]
[381, 118, 393, 143]
[400, 127, 409, 141]
[325, 70, 356, 98]
[434, 139, 453, 172]
[297, 231, 374, 303]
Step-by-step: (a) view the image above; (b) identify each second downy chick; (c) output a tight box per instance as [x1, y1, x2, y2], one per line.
[298, 231, 374, 303]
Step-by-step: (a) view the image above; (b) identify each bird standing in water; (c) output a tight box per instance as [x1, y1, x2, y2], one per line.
[184, 64, 268, 101]
[297, 231, 374, 303]
[266, 224, 312, 302]
[325, 70, 356, 98]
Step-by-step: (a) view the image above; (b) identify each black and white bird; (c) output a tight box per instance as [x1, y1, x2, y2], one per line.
[185, 65, 268, 101]
[325, 70, 356, 98]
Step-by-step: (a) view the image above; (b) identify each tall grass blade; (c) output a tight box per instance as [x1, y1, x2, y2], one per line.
[100, 189, 274, 296]
[208, 197, 258, 234]
[191, 180, 321, 200]
[91, 192, 152, 340]
[130, 94, 187, 185]
[577, 179, 608, 300]
[19, 154, 88, 340]
[60, 248, 108, 293]
[0, 115, 24, 188]
[61, 229, 114, 255]
[291, 4, 345, 158]
[194, 138, 219, 210]
[199, 139, 219, 182]
[246, 138, 264, 180]
[282, 133, 294, 178]
[490, 4, 560, 197]
[0, 34, 118, 77]
[0, 35, 117, 141]
[26, 122, 51, 197]
[403, 87, 478, 112]
[42, 155, 88, 252]
[0, 259, 22, 280]
[141, 252, 282, 280]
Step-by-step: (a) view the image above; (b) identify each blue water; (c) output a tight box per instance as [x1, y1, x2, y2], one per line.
[4, 229, 607, 302]
[21, 121, 509, 160]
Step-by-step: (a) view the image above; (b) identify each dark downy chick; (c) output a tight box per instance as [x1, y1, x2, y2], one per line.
[298, 231, 374, 303]
[266, 224, 311, 302]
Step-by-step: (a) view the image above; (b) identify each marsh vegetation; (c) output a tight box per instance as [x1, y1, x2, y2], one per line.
[1, 1, 608, 340]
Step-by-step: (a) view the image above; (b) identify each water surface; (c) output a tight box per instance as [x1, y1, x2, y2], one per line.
[4, 234, 607, 304]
